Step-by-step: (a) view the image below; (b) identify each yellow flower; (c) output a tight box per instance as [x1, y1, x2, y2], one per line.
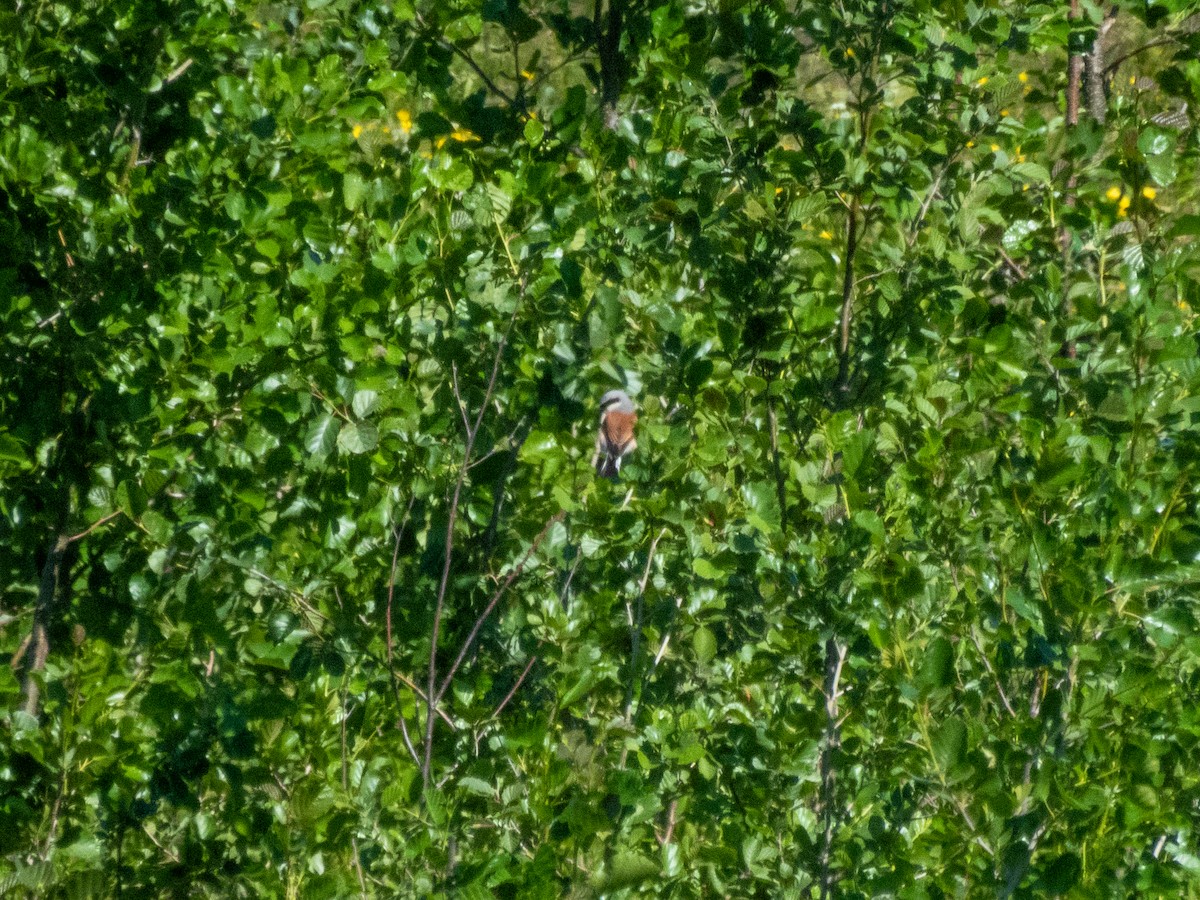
[351, 124, 363, 139]
[844, 48, 855, 58]
[966, 140, 975, 148]
[435, 136, 446, 149]
[521, 70, 535, 81]
[450, 127, 480, 143]
[989, 143, 1000, 152]
[1022, 184, 1029, 191]
[820, 230, 833, 240]
[1129, 75, 1136, 85]
[1142, 186, 1157, 200]
[1000, 109, 1009, 117]
[1105, 186, 1122, 201]
[396, 109, 413, 134]
[977, 76, 988, 86]
[774, 187, 784, 195]
[1018, 72, 1028, 83]
[1118, 195, 1131, 216]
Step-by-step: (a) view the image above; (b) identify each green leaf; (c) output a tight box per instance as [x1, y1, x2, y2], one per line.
[343, 171, 367, 210]
[692, 626, 717, 664]
[917, 636, 955, 692]
[932, 717, 967, 771]
[741, 481, 781, 534]
[306, 414, 341, 455]
[0, 432, 26, 463]
[524, 117, 544, 146]
[351, 390, 379, 418]
[459, 777, 494, 797]
[115, 480, 148, 518]
[337, 422, 379, 454]
[596, 852, 659, 891]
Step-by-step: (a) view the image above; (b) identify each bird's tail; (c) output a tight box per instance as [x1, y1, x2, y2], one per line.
[597, 453, 621, 480]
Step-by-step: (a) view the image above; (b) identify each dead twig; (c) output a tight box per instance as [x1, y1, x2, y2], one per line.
[436, 511, 565, 704]
[490, 652, 539, 720]
[423, 312, 519, 785]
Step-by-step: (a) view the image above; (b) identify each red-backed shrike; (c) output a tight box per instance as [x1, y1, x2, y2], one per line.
[593, 390, 638, 479]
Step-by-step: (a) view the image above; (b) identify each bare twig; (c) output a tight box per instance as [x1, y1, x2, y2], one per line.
[818, 638, 848, 900]
[164, 57, 193, 84]
[766, 374, 788, 537]
[413, 9, 517, 106]
[619, 529, 669, 767]
[836, 197, 861, 396]
[906, 163, 950, 250]
[998, 248, 1027, 280]
[1106, 36, 1177, 74]
[424, 315, 520, 784]
[436, 511, 564, 703]
[339, 685, 368, 896]
[490, 652, 539, 719]
[1066, 0, 1082, 127]
[398, 713, 421, 767]
[658, 798, 679, 846]
[648, 596, 683, 672]
[386, 496, 417, 667]
[450, 364, 473, 439]
[66, 510, 121, 544]
[970, 629, 1017, 718]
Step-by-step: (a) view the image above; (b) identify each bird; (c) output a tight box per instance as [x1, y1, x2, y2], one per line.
[593, 390, 638, 479]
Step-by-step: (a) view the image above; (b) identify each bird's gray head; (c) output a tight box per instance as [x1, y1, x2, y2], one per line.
[599, 390, 635, 414]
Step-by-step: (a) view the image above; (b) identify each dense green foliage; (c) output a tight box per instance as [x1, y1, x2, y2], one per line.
[4, 0, 1200, 895]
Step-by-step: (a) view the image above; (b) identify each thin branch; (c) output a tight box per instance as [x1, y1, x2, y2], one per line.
[389, 667, 455, 727]
[971, 630, 1017, 718]
[436, 511, 564, 703]
[766, 374, 788, 537]
[450, 364, 473, 439]
[998, 248, 1028, 280]
[658, 798, 679, 846]
[835, 197, 861, 396]
[649, 596, 683, 672]
[1106, 35, 1177, 74]
[423, 313, 521, 784]
[339, 686, 368, 897]
[414, 9, 516, 106]
[818, 638, 849, 900]
[1066, 0, 1082, 127]
[620, 529, 669, 768]
[386, 495, 417, 667]
[490, 652, 539, 719]
[163, 57, 194, 84]
[66, 510, 121, 544]
[398, 713, 421, 767]
[906, 162, 950, 250]
[559, 554, 582, 611]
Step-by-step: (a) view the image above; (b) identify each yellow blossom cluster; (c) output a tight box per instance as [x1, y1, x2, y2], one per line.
[1105, 185, 1158, 216]
[349, 110, 482, 150]
[350, 110, 414, 142]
